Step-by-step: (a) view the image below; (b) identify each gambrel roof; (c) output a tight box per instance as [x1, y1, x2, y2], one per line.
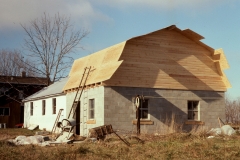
[63, 25, 230, 92]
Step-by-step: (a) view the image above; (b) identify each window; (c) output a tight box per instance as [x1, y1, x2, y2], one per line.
[52, 98, 56, 114]
[0, 108, 10, 116]
[89, 99, 95, 119]
[42, 100, 46, 115]
[136, 99, 149, 119]
[188, 101, 199, 120]
[30, 102, 33, 116]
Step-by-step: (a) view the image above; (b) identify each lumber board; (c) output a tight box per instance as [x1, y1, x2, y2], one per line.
[214, 48, 230, 69]
[181, 29, 204, 41]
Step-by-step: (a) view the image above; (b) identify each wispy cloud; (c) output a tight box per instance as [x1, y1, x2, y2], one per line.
[0, 0, 235, 31]
[0, 0, 110, 31]
[92, 0, 230, 10]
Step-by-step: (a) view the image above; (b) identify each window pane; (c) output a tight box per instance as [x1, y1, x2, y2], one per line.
[141, 100, 148, 109]
[89, 99, 94, 109]
[89, 99, 95, 119]
[192, 101, 199, 110]
[193, 111, 198, 120]
[188, 111, 193, 120]
[90, 110, 94, 119]
[141, 110, 148, 119]
[188, 101, 192, 110]
[52, 98, 56, 114]
[53, 98, 56, 106]
[0, 108, 10, 116]
[53, 107, 56, 114]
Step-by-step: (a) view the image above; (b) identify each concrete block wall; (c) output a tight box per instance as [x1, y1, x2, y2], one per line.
[104, 86, 225, 134]
[66, 86, 104, 136]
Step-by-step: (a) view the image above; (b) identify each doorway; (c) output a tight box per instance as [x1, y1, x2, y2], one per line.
[75, 101, 80, 135]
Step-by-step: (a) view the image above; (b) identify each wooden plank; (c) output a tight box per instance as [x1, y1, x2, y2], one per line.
[86, 120, 96, 124]
[132, 120, 154, 125]
[185, 121, 205, 125]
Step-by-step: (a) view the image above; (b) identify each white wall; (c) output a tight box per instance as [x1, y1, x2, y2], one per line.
[24, 95, 67, 132]
[66, 86, 105, 136]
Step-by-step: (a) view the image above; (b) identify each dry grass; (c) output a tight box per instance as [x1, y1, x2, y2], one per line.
[1, 128, 240, 159]
[0, 128, 36, 140]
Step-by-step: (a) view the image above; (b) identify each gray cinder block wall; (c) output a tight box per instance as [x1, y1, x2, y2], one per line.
[104, 86, 225, 134]
[67, 86, 225, 135]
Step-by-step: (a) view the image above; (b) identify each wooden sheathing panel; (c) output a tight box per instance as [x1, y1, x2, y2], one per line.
[215, 61, 223, 76]
[63, 42, 125, 91]
[68, 57, 88, 77]
[221, 72, 231, 88]
[105, 29, 227, 91]
[181, 29, 204, 41]
[212, 49, 231, 89]
[179, 29, 214, 54]
[214, 48, 230, 69]
[93, 61, 123, 82]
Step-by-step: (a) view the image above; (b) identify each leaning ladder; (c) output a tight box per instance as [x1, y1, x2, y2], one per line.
[51, 109, 64, 134]
[67, 66, 91, 119]
[82, 89, 88, 136]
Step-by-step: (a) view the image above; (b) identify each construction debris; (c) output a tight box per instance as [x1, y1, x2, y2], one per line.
[221, 125, 236, 135]
[89, 124, 131, 146]
[8, 135, 50, 146]
[28, 124, 39, 130]
[208, 125, 236, 136]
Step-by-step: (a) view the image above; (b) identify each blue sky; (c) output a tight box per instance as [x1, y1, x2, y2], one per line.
[0, 0, 239, 99]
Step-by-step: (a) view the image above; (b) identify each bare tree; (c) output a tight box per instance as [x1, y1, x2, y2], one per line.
[0, 49, 36, 76]
[21, 13, 89, 85]
[225, 96, 240, 124]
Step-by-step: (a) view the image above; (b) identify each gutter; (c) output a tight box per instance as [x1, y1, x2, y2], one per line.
[22, 92, 66, 102]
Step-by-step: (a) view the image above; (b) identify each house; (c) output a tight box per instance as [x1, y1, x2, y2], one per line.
[0, 72, 48, 128]
[24, 25, 231, 136]
[23, 77, 69, 132]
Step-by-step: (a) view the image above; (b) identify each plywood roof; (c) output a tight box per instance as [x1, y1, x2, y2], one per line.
[63, 25, 231, 92]
[62, 42, 125, 91]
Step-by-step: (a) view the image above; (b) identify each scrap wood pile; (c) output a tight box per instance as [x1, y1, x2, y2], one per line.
[89, 124, 144, 146]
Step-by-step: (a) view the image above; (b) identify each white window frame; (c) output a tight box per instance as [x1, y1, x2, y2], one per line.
[187, 100, 200, 121]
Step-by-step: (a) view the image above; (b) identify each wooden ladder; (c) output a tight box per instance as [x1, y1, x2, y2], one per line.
[67, 66, 91, 119]
[51, 109, 64, 134]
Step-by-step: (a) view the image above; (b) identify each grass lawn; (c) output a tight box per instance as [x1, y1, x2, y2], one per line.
[1, 128, 240, 159]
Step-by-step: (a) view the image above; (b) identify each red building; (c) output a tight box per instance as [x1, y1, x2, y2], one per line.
[0, 72, 48, 127]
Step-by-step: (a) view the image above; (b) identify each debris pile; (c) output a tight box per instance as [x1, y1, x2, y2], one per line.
[8, 135, 50, 146]
[208, 125, 236, 136]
